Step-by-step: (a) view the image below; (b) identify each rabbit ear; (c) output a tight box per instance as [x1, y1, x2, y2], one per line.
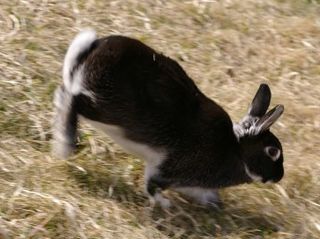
[255, 105, 284, 133]
[233, 84, 281, 139]
[248, 84, 271, 117]
[237, 84, 271, 132]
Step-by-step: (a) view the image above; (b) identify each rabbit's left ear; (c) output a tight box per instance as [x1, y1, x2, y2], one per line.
[248, 84, 271, 118]
[255, 104, 284, 133]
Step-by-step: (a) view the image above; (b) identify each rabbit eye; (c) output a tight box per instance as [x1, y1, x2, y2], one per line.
[264, 146, 281, 161]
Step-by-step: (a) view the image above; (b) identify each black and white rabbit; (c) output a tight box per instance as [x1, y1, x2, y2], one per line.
[53, 30, 284, 208]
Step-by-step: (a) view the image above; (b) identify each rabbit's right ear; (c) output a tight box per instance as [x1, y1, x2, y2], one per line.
[255, 104, 284, 133]
[248, 84, 271, 118]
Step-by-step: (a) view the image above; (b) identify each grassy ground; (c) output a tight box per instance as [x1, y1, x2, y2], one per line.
[1, 0, 320, 238]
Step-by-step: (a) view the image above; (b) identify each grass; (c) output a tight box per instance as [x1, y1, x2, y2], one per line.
[1, 0, 320, 238]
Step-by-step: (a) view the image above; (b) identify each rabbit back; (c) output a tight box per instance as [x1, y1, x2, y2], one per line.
[76, 35, 232, 150]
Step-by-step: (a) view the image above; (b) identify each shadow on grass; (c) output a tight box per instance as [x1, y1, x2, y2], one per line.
[68, 160, 279, 238]
[146, 203, 279, 238]
[67, 160, 145, 204]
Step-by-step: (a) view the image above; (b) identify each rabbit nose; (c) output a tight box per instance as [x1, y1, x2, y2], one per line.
[273, 168, 284, 183]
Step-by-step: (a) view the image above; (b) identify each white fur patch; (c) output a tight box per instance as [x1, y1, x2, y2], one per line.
[53, 86, 65, 110]
[244, 164, 262, 182]
[150, 193, 171, 208]
[80, 117, 166, 162]
[232, 123, 245, 141]
[69, 64, 85, 95]
[63, 29, 96, 95]
[233, 116, 260, 139]
[175, 187, 220, 206]
[52, 86, 75, 159]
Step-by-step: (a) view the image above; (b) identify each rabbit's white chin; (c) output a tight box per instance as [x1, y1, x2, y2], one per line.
[244, 165, 263, 182]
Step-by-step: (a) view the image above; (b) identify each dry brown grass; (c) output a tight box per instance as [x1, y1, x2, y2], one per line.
[1, 0, 320, 238]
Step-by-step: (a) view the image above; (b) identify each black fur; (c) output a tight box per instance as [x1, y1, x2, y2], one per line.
[249, 84, 271, 118]
[56, 35, 285, 199]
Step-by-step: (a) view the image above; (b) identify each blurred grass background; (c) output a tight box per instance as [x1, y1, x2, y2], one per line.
[0, 0, 320, 238]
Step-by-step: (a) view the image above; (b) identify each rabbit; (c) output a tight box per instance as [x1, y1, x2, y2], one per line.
[52, 30, 284, 208]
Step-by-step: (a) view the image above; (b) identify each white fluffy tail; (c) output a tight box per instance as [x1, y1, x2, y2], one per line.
[52, 86, 78, 159]
[63, 29, 97, 95]
[52, 29, 96, 159]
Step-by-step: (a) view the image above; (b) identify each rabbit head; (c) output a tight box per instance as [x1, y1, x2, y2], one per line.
[234, 84, 284, 183]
